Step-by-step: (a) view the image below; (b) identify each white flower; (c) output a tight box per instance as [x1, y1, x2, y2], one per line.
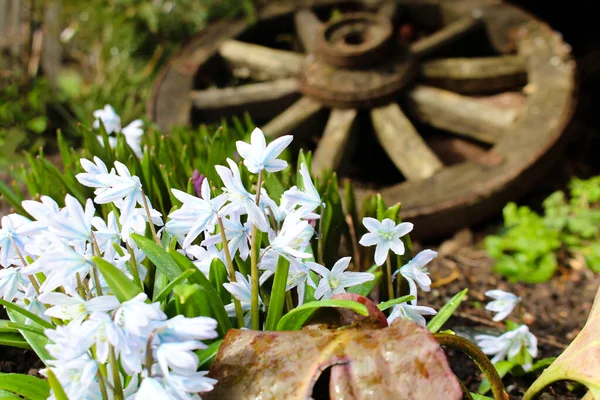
[156, 340, 205, 377]
[47, 356, 98, 400]
[475, 325, 538, 370]
[163, 370, 217, 396]
[215, 159, 269, 232]
[393, 250, 436, 304]
[84, 312, 123, 364]
[121, 119, 144, 158]
[113, 293, 166, 337]
[184, 245, 224, 277]
[93, 105, 121, 134]
[119, 200, 163, 244]
[359, 217, 413, 266]
[166, 179, 226, 249]
[202, 212, 251, 261]
[136, 376, 171, 400]
[92, 211, 120, 257]
[154, 315, 218, 344]
[94, 161, 144, 224]
[45, 320, 96, 362]
[21, 195, 61, 225]
[235, 127, 292, 174]
[75, 157, 114, 194]
[282, 163, 322, 217]
[260, 255, 316, 306]
[307, 257, 374, 300]
[223, 271, 265, 327]
[269, 211, 314, 259]
[47, 195, 95, 244]
[0, 267, 27, 301]
[387, 302, 437, 327]
[28, 237, 92, 295]
[485, 289, 520, 322]
[0, 214, 34, 267]
[39, 292, 119, 323]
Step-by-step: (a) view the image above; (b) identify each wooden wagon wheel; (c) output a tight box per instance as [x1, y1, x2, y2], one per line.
[149, 0, 576, 239]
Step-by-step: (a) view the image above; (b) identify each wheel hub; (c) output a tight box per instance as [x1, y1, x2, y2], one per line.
[299, 12, 416, 108]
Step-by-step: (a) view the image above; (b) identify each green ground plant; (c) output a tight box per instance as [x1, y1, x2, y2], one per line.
[486, 176, 600, 283]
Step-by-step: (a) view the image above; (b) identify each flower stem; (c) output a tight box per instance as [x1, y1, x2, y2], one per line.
[217, 217, 245, 328]
[109, 345, 124, 400]
[140, 191, 160, 245]
[317, 204, 325, 265]
[95, 368, 110, 400]
[285, 291, 294, 312]
[125, 243, 142, 288]
[250, 170, 263, 330]
[10, 237, 40, 295]
[385, 256, 395, 300]
[434, 333, 508, 400]
[345, 214, 360, 272]
[90, 233, 104, 296]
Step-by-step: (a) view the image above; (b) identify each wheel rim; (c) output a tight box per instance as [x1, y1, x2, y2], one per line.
[149, 0, 576, 238]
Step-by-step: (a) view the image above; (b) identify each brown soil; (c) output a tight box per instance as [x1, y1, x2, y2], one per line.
[414, 228, 597, 399]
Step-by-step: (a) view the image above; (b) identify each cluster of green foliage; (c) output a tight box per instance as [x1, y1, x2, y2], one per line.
[486, 176, 600, 283]
[0, 78, 53, 168]
[0, 0, 255, 168]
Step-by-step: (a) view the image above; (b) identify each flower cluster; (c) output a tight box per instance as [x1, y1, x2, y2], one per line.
[475, 289, 538, 371]
[0, 119, 466, 399]
[359, 217, 438, 327]
[93, 104, 144, 158]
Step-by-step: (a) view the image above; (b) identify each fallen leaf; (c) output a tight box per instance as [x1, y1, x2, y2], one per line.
[204, 319, 461, 399]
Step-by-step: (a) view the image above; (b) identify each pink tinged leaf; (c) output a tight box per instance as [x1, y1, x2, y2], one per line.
[203, 319, 461, 400]
[523, 286, 600, 400]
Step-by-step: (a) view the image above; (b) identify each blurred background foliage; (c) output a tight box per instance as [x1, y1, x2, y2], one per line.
[0, 0, 255, 168]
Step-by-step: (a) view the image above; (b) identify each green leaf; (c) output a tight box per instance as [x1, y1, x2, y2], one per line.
[0, 333, 30, 350]
[209, 259, 231, 306]
[131, 234, 182, 281]
[173, 284, 211, 318]
[197, 339, 223, 370]
[264, 256, 290, 331]
[427, 289, 468, 333]
[377, 295, 415, 311]
[0, 373, 50, 400]
[478, 361, 515, 394]
[5, 309, 51, 361]
[5, 322, 45, 337]
[93, 256, 142, 302]
[46, 369, 69, 400]
[0, 180, 27, 216]
[0, 389, 22, 399]
[0, 299, 53, 330]
[0, 320, 18, 333]
[169, 250, 232, 337]
[276, 299, 368, 331]
[153, 269, 195, 303]
[347, 265, 381, 296]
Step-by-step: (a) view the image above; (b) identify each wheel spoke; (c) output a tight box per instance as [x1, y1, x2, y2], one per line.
[371, 103, 443, 181]
[312, 109, 358, 175]
[190, 79, 298, 109]
[295, 9, 322, 53]
[411, 16, 482, 58]
[405, 85, 518, 144]
[377, 0, 401, 22]
[261, 97, 324, 138]
[421, 56, 527, 93]
[219, 40, 304, 81]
